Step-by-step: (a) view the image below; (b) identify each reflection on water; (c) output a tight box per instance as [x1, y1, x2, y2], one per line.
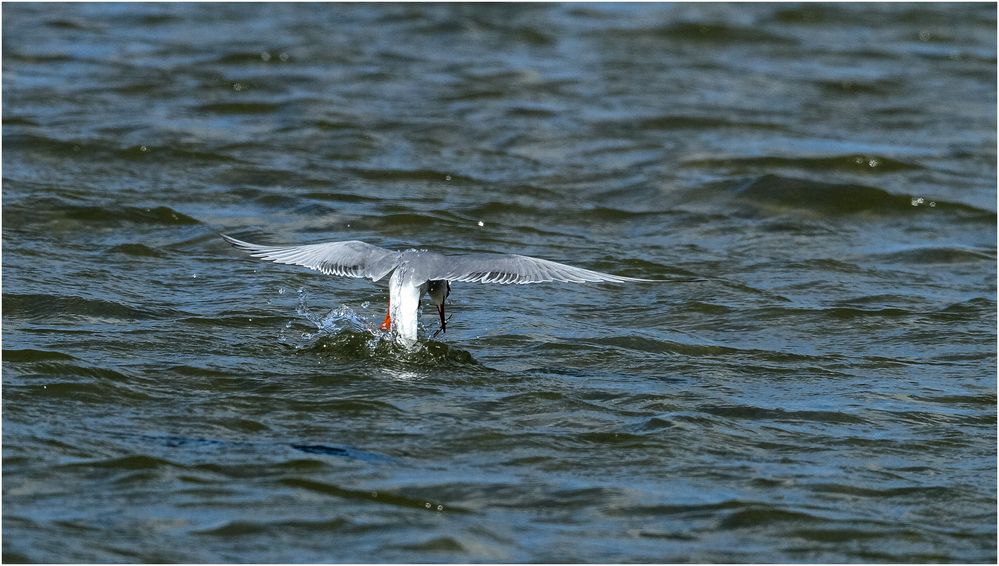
[383, 368, 425, 382]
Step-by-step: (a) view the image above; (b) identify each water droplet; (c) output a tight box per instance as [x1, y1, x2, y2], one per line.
[248, 318, 253, 322]
[278, 287, 286, 295]
[929, 201, 936, 207]
[232, 82, 245, 91]
[436, 505, 443, 511]
[867, 159, 879, 168]
[361, 301, 370, 309]
[191, 273, 198, 278]
[139, 145, 148, 152]
[279, 52, 289, 62]
[424, 502, 431, 509]
[260, 51, 271, 61]
[445, 175, 452, 181]
[919, 30, 930, 41]
[477, 220, 484, 227]
[371, 491, 378, 498]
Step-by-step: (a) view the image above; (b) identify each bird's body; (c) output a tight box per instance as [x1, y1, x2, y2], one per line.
[221, 234, 655, 346]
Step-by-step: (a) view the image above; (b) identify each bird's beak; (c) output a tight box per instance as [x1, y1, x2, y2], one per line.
[436, 303, 446, 333]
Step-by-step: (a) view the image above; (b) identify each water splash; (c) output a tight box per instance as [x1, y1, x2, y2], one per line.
[285, 289, 474, 366]
[295, 288, 372, 340]
[285, 288, 397, 359]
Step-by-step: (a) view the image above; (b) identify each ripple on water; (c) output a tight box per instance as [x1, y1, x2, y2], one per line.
[4, 293, 182, 323]
[2, 348, 77, 362]
[684, 173, 995, 220]
[107, 243, 169, 258]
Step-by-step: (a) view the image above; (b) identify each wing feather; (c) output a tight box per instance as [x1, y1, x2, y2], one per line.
[221, 234, 400, 282]
[430, 253, 656, 285]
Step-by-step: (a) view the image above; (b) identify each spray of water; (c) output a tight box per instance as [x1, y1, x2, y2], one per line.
[290, 288, 386, 352]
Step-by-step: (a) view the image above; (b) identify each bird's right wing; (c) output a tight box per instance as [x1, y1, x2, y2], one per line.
[221, 234, 401, 282]
[430, 253, 658, 284]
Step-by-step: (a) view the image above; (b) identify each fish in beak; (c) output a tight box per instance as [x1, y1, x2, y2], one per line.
[436, 302, 446, 334]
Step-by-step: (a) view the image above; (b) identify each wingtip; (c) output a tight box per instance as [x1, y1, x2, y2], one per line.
[219, 233, 249, 249]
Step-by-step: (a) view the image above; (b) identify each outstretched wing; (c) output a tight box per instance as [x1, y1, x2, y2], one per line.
[429, 253, 657, 284]
[221, 234, 401, 282]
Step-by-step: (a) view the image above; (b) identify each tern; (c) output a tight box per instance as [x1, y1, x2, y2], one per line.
[221, 233, 657, 346]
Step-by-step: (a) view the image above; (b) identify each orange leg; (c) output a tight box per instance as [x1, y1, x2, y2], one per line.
[380, 300, 391, 330]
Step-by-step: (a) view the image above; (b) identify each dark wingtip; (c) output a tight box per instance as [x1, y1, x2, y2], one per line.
[219, 233, 245, 249]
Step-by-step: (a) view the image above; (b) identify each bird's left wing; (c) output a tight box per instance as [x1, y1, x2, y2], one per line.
[428, 252, 658, 284]
[221, 234, 400, 282]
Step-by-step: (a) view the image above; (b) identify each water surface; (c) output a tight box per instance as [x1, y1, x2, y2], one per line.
[3, 3, 996, 563]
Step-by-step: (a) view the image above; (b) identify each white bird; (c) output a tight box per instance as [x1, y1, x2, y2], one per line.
[221, 233, 657, 346]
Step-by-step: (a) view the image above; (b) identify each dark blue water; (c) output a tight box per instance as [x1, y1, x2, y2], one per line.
[3, 3, 996, 562]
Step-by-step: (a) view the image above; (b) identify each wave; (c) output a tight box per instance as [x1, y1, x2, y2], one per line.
[193, 101, 282, 114]
[692, 174, 996, 220]
[344, 167, 478, 183]
[278, 477, 458, 512]
[194, 517, 354, 537]
[578, 335, 832, 363]
[865, 245, 997, 264]
[685, 154, 921, 173]
[604, 21, 795, 45]
[108, 243, 168, 258]
[4, 293, 182, 323]
[3, 348, 76, 362]
[599, 114, 786, 133]
[4, 195, 199, 227]
[4, 133, 239, 164]
[49, 431, 399, 468]
[6, 377, 153, 404]
[65, 204, 199, 225]
[702, 404, 869, 425]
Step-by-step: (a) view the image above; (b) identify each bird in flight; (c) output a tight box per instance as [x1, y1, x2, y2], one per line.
[221, 233, 657, 346]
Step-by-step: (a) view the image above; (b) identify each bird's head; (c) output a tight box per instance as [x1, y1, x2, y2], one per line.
[426, 280, 451, 333]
